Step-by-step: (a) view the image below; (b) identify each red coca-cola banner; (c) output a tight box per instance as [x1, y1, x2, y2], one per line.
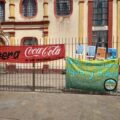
[0, 44, 65, 63]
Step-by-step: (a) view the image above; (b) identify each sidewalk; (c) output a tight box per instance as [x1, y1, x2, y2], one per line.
[117, 76, 120, 93]
[0, 74, 119, 120]
[0, 92, 120, 120]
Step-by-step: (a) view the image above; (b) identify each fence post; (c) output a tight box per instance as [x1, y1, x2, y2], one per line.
[32, 62, 35, 91]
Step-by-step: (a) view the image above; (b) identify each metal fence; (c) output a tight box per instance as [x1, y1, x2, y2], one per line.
[0, 38, 80, 92]
[0, 38, 120, 95]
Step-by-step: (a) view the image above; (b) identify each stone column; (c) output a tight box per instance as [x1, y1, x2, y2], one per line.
[78, 0, 85, 60]
[9, 0, 15, 21]
[43, 0, 49, 71]
[78, 0, 84, 43]
[43, 0, 48, 44]
[9, 32, 15, 45]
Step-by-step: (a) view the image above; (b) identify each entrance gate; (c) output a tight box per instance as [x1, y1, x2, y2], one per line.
[0, 62, 66, 92]
[0, 38, 79, 92]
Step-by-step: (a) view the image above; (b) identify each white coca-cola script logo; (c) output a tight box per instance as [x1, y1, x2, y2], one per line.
[24, 46, 61, 58]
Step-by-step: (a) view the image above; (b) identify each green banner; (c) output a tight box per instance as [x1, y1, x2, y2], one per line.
[66, 57, 119, 92]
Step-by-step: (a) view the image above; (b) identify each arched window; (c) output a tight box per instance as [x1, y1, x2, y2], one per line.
[55, 0, 73, 17]
[93, 0, 108, 26]
[0, 38, 5, 46]
[21, 37, 38, 46]
[22, 0, 37, 17]
[0, 1, 5, 22]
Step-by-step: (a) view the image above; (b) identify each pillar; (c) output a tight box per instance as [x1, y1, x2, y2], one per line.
[88, 0, 93, 45]
[9, 32, 15, 45]
[117, 0, 120, 58]
[78, 0, 84, 43]
[112, 0, 117, 48]
[43, 0, 48, 44]
[42, 0, 49, 70]
[108, 0, 113, 48]
[9, 0, 15, 21]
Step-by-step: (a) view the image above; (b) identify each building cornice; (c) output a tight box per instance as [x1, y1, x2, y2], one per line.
[79, 0, 84, 4]
[88, 0, 93, 2]
[1, 21, 49, 25]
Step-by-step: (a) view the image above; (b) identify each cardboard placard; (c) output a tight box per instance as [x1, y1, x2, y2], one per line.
[96, 47, 106, 60]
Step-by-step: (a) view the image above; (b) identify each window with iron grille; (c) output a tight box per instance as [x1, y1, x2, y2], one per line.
[22, 38, 38, 46]
[92, 31, 108, 48]
[22, 0, 37, 17]
[93, 0, 108, 26]
[55, 0, 72, 16]
[0, 1, 5, 22]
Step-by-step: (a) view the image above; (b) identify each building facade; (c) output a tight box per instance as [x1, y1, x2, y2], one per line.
[0, 0, 120, 57]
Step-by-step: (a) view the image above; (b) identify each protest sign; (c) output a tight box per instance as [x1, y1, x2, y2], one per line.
[66, 57, 119, 92]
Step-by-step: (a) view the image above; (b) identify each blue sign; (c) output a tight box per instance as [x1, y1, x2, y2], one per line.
[108, 48, 117, 59]
[87, 46, 96, 57]
[76, 44, 84, 55]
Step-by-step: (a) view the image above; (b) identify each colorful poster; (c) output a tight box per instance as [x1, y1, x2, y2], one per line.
[96, 47, 106, 60]
[66, 57, 119, 92]
[87, 46, 96, 57]
[107, 48, 117, 59]
[0, 44, 65, 63]
[76, 44, 84, 55]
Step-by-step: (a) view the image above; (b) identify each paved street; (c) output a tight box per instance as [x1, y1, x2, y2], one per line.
[0, 92, 120, 120]
[0, 74, 120, 120]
